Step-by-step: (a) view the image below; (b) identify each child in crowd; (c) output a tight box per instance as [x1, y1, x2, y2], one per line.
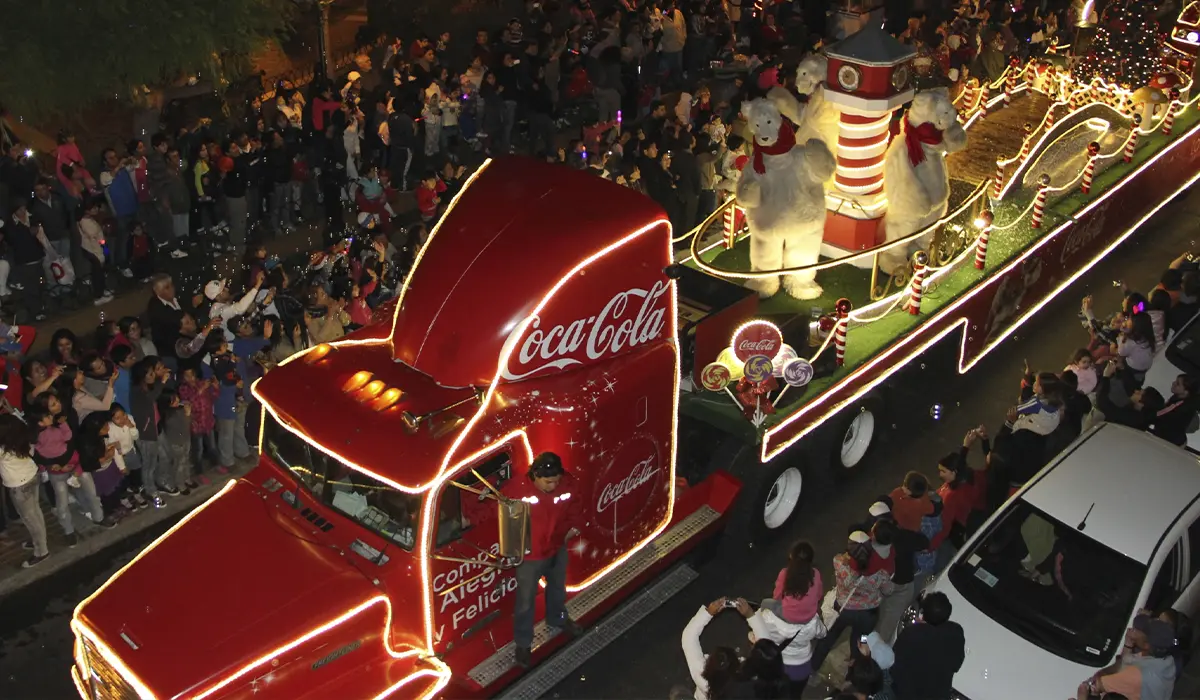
[416, 172, 446, 224]
[1064, 348, 1098, 396]
[887, 471, 934, 532]
[422, 89, 444, 157]
[178, 366, 220, 474]
[30, 404, 109, 544]
[77, 411, 129, 518]
[211, 339, 251, 471]
[1010, 369, 1064, 437]
[128, 221, 154, 282]
[107, 403, 146, 508]
[773, 540, 823, 623]
[0, 414, 50, 567]
[347, 270, 378, 327]
[129, 356, 176, 507]
[159, 389, 195, 493]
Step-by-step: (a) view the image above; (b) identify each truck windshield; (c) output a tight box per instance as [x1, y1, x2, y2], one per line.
[262, 414, 421, 550]
[1166, 311, 1200, 376]
[947, 500, 1144, 667]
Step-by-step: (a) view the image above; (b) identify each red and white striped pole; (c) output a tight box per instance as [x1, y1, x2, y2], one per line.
[834, 297, 852, 366]
[1081, 141, 1100, 194]
[1163, 89, 1181, 135]
[1005, 58, 1018, 105]
[722, 202, 738, 248]
[974, 210, 994, 270]
[1125, 114, 1142, 163]
[1046, 103, 1058, 130]
[1031, 174, 1051, 229]
[907, 251, 929, 315]
[978, 83, 990, 117]
[992, 158, 1006, 199]
[1020, 122, 1035, 160]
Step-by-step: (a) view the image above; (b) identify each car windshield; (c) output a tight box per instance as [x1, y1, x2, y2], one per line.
[262, 414, 421, 550]
[948, 499, 1145, 667]
[1167, 312, 1200, 376]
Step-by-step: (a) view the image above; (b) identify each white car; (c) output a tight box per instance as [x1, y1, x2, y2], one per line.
[1144, 309, 1200, 452]
[921, 423, 1200, 699]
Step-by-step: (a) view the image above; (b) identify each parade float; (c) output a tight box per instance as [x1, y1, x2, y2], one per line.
[69, 4, 1200, 700]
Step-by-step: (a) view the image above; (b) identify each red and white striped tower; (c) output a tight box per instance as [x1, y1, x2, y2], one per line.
[992, 158, 1006, 199]
[1005, 57, 1019, 105]
[1020, 122, 1035, 160]
[1031, 174, 1051, 229]
[1125, 114, 1143, 162]
[907, 250, 929, 315]
[1081, 141, 1100, 193]
[821, 26, 917, 264]
[1163, 89, 1181, 134]
[974, 209, 994, 270]
[834, 297, 852, 366]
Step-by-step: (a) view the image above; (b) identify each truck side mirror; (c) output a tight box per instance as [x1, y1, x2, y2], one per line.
[497, 497, 531, 562]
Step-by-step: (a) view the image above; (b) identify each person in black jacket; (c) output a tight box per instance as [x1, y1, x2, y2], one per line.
[7, 199, 46, 322]
[671, 134, 702, 233]
[869, 516, 930, 644]
[319, 114, 349, 245]
[222, 141, 250, 253]
[264, 130, 294, 237]
[1095, 359, 1165, 431]
[891, 591, 965, 700]
[1153, 373, 1200, 446]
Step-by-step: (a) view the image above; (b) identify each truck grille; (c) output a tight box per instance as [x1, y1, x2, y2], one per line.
[77, 636, 140, 700]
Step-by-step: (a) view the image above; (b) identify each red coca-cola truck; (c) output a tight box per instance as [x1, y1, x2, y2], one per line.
[71, 98, 1200, 697]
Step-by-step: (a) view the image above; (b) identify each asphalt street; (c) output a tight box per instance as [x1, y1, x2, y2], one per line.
[0, 187, 1197, 699]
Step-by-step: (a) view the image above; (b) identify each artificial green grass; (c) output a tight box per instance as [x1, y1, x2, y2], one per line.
[680, 108, 1200, 439]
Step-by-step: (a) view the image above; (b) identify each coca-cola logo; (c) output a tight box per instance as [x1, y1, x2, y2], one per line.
[1059, 200, 1110, 265]
[592, 434, 667, 545]
[731, 321, 783, 362]
[501, 281, 670, 381]
[597, 455, 659, 513]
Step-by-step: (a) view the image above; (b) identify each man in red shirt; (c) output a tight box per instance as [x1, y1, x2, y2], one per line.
[513, 452, 583, 667]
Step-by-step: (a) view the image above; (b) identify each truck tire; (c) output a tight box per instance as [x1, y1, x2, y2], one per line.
[724, 440, 807, 546]
[828, 394, 886, 477]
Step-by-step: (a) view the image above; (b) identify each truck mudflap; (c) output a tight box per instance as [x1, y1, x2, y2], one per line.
[458, 470, 741, 696]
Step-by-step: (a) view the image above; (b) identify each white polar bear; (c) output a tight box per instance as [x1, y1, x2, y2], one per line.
[880, 88, 968, 275]
[737, 96, 837, 299]
[791, 54, 842, 151]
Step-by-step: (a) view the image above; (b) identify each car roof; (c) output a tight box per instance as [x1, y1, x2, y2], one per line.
[1022, 423, 1200, 563]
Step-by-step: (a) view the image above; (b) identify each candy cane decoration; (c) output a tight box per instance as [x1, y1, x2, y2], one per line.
[1005, 58, 1018, 105]
[974, 209, 994, 270]
[992, 158, 1006, 199]
[1045, 104, 1058, 130]
[834, 297, 852, 366]
[1081, 141, 1100, 194]
[1020, 122, 1035, 160]
[1031, 174, 1051, 229]
[1163, 90, 1181, 134]
[907, 251, 929, 315]
[1125, 114, 1142, 163]
[978, 84, 990, 117]
[722, 202, 738, 248]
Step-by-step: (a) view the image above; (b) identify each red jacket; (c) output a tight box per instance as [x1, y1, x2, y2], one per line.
[416, 179, 447, 217]
[517, 474, 584, 560]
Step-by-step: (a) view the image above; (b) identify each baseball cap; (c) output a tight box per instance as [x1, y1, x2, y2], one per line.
[868, 501, 891, 517]
[347, 71, 362, 83]
[1133, 614, 1177, 651]
[204, 279, 227, 301]
[849, 530, 870, 544]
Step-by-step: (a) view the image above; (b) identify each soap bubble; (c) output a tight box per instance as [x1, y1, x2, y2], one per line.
[930, 404, 943, 420]
[920, 363, 927, 369]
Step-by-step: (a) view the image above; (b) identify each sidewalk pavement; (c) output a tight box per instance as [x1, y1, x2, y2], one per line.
[0, 457, 257, 600]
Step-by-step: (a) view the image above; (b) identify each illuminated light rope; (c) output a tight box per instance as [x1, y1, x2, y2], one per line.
[416, 217, 680, 650]
[70, 479, 452, 700]
[762, 121, 1200, 463]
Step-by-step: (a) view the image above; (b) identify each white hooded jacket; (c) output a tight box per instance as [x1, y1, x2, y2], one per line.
[746, 608, 825, 667]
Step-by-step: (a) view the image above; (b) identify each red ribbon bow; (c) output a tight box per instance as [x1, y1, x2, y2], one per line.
[751, 119, 797, 174]
[903, 117, 945, 167]
[735, 376, 779, 418]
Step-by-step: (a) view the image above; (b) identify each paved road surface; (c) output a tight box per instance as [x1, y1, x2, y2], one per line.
[1, 188, 1197, 698]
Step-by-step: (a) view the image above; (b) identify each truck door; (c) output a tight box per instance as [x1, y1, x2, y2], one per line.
[428, 443, 527, 653]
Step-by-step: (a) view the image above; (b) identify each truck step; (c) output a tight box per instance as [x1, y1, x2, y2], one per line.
[468, 504, 721, 689]
[496, 564, 699, 700]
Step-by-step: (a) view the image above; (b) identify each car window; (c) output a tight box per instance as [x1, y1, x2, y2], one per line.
[1147, 538, 1185, 613]
[435, 451, 515, 548]
[948, 499, 1147, 667]
[1167, 316, 1200, 377]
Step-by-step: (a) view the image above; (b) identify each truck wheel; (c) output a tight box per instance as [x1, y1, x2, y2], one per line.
[829, 395, 885, 476]
[726, 441, 807, 545]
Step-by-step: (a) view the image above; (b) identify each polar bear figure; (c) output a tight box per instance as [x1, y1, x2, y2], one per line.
[737, 96, 837, 299]
[880, 88, 968, 275]
[764, 54, 841, 154]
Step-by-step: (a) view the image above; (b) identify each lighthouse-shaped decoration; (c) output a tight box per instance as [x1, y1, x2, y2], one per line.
[820, 25, 917, 267]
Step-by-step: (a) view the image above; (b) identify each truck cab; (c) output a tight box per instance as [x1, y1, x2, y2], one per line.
[72, 159, 739, 699]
